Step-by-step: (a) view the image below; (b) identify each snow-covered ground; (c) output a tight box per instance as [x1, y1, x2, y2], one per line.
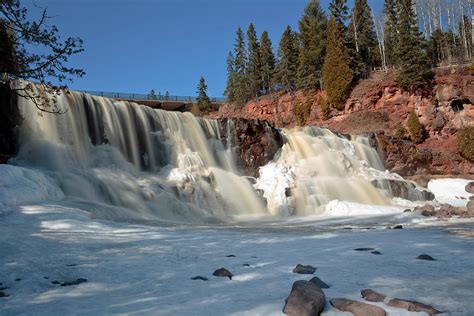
[1, 201, 473, 316]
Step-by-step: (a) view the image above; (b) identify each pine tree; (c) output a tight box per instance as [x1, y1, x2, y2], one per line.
[259, 31, 275, 95]
[347, 0, 380, 79]
[274, 25, 299, 92]
[407, 109, 425, 144]
[196, 76, 212, 113]
[384, 0, 399, 68]
[395, 0, 433, 91]
[246, 23, 261, 98]
[233, 27, 249, 106]
[328, 0, 349, 29]
[322, 16, 353, 110]
[297, 0, 327, 90]
[224, 51, 237, 102]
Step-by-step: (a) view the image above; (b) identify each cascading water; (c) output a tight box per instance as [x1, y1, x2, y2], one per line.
[10, 87, 266, 223]
[6, 86, 431, 223]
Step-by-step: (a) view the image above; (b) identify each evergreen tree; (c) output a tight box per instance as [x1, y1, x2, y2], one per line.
[297, 0, 327, 90]
[196, 76, 212, 113]
[224, 51, 237, 102]
[246, 23, 261, 98]
[328, 0, 349, 29]
[384, 0, 399, 68]
[395, 0, 433, 91]
[407, 109, 425, 144]
[322, 16, 353, 110]
[274, 25, 299, 92]
[347, 0, 380, 79]
[258, 31, 275, 95]
[233, 27, 249, 106]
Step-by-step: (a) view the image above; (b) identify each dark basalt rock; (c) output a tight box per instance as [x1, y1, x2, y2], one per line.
[292, 264, 316, 275]
[283, 280, 326, 316]
[371, 251, 382, 255]
[387, 298, 441, 314]
[393, 225, 403, 229]
[330, 298, 386, 316]
[0, 84, 21, 164]
[191, 276, 208, 281]
[213, 268, 233, 280]
[361, 289, 386, 302]
[217, 118, 283, 177]
[354, 247, 375, 251]
[417, 254, 436, 261]
[309, 276, 330, 289]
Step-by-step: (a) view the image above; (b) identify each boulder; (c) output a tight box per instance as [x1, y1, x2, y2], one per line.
[414, 204, 436, 217]
[467, 200, 474, 215]
[417, 254, 436, 261]
[387, 298, 441, 314]
[309, 276, 330, 289]
[292, 264, 317, 275]
[330, 298, 386, 316]
[466, 182, 474, 194]
[283, 280, 326, 316]
[213, 268, 233, 280]
[361, 289, 386, 302]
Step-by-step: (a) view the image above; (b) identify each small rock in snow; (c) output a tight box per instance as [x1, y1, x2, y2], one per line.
[15, 278, 21, 282]
[393, 225, 403, 229]
[417, 254, 436, 261]
[387, 298, 441, 314]
[0, 291, 9, 298]
[292, 264, 316, 275]
[191, 276, 208, 281]
[242, 263, 250, 267]
[371, 251, 382, 255]
[213, 268, 233, 280]
[0, 287, 8, 291]
[309, 276, 330, 289]
[403, 209, 412, 213]
[60, 278, 87, 286]
[226, 255, 236, 258]
[465, 182, 474, 194]
[66, 263, 78, 267]
[51, 280, 60, 285]
[330, 298, 386, 316]
[43, 277, 49, 279]
[283, 280, 326, 316]
[354, 247, 375, 251]
[361, 289, 386, 302]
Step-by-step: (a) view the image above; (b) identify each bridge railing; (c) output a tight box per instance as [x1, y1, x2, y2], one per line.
[78, 90, 227, 103]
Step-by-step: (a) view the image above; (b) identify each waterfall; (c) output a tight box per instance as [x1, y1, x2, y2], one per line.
[7, 87, 431, 223]
[10, 88, 266, 223]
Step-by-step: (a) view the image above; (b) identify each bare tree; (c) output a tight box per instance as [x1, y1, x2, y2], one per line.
[0, 0, 84, 113]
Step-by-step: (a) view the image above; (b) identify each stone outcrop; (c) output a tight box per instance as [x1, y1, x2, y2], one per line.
[218, 118, 283, 177]
[387, 298, 441, 314]
[207, 70, 474, 178]
[330, 298, 386, 316]
[0, 84, 21, 164]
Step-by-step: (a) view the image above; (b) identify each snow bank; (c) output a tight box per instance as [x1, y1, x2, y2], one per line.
[428, 178, 472, 208]
[0, 165, 64, 207]
[325, 200, 405, 217]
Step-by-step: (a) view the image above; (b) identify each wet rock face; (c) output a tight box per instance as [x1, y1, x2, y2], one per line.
[218, 118, 283, 177]
[369, 132, 433, 177]
[0, 84, 21, 164]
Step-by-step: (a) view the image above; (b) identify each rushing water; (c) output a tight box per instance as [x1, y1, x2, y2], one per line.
[8, 87, 428, 223]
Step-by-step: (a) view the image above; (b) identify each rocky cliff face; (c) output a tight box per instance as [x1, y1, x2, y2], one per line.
[0, 84, 20, 163]
[208, 70, 474, 178]
[218, 118, 283, 178]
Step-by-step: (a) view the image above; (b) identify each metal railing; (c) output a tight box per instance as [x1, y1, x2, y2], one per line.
[78, 90, 227, 103]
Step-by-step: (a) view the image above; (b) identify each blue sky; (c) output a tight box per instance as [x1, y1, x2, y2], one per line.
[25, 0, 383, 97]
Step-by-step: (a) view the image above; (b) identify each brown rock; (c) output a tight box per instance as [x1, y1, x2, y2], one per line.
[387, 298, 441, 314]
[414, 204, 436, 217]
[466, 182, 474, 194]
[361, 289, 386, 302]
[283, 280, 326, 316]
[330, 298, 386, 316]
[213, 268, 233, 280]
[467, 200, 474, 215]
[292, 264, 317, 275]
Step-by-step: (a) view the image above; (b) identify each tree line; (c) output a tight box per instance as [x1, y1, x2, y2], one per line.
[224, 0, 473, 112]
